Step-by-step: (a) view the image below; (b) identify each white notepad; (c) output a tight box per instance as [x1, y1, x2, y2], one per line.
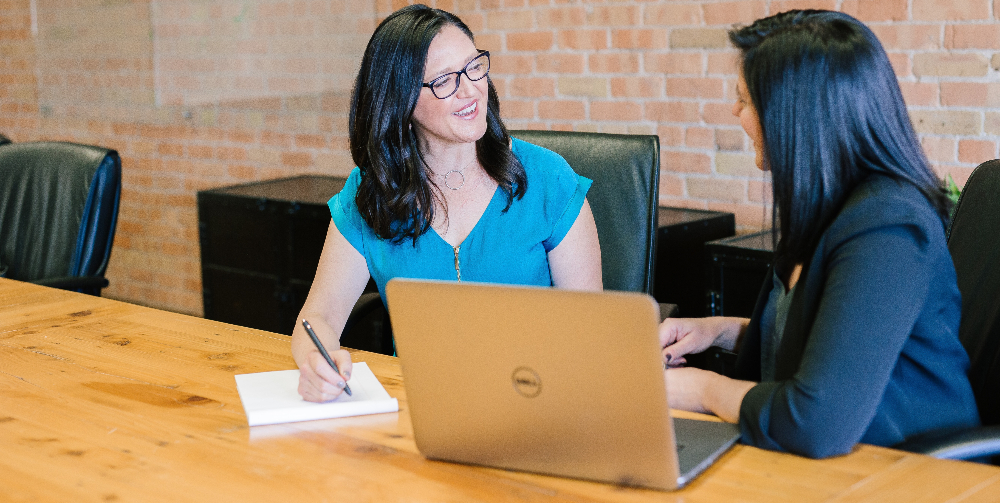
[235, 362, 399, 426]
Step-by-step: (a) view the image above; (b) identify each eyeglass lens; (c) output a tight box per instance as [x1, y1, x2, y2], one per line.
[429, 52, 490, 99]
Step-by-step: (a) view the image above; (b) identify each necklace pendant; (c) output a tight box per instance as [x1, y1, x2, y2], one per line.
[444, 169, 465, 190]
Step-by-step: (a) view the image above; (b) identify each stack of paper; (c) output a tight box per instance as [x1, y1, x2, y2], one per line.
[235, 362, 398, 426]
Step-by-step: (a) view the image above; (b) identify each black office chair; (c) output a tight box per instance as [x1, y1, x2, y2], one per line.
[0, 141, 122, 296]
[510, 130, 663, 298]
[895, 160, 1000, 462]
[340, 130, 670, 355]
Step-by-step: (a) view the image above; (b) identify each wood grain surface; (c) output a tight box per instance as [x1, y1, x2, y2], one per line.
[1, 278, 998, 502]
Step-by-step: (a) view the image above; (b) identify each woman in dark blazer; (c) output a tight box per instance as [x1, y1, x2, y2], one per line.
[660, 10, 980, 458]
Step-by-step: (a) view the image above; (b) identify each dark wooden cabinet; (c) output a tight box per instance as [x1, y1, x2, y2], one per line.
[198, 175, 348, 336]
[653, 207, 735, 317]
[705, 230, 775, 318]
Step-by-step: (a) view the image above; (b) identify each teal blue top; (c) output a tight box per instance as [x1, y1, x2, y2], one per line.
[328, 138, 592, 299]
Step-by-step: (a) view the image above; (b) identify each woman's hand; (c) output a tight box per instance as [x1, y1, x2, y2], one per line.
[666, 367, 756, 423]
[297, 348, 353, 403]
[659, 316, 749, 367]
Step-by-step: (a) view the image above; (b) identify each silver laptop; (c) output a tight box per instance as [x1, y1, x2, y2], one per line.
[385, 279, 740, 491]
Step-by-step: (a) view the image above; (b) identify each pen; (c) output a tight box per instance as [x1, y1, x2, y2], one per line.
[301, 319, 352, 396]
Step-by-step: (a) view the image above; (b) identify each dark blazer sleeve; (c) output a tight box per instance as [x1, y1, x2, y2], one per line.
[738, 182, 940, 458]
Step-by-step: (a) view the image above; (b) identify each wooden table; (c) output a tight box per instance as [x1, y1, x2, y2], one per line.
[2, 278, 998, 502]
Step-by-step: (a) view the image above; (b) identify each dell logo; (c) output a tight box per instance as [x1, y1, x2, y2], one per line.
[511, 366, 542, 398]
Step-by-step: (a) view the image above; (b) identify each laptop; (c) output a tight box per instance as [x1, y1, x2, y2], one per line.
[385, 279, 741, 491]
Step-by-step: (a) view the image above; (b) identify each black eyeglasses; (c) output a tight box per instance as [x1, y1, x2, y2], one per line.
[421, 51, 490, 100]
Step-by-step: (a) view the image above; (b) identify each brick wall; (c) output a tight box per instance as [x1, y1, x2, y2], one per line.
[2, 0, 999, 316]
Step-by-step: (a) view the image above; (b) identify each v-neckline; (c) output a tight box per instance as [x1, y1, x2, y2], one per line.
[430, 184, 502, 250]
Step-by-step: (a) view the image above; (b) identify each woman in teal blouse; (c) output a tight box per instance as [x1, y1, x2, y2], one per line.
[292, 5, 602, 402]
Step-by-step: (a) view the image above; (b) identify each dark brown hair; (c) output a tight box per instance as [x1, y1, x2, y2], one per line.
[349, 4, 526, 244]
[730, 10, 950, 273]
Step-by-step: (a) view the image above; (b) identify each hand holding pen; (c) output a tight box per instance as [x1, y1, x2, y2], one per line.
[298, 319, 353, 401]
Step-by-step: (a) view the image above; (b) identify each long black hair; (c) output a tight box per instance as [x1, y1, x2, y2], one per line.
[729, 10, 950, 273]
[349, 4, 525, 244]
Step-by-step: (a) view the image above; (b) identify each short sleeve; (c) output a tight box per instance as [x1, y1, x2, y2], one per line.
[511, 139, 593, 252]
[544, 172, 592, 251]
[327, 167, 366, 255]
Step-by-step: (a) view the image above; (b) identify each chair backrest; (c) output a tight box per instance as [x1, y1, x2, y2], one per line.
[0, 141, 121, 283]
[0, 134, 10, 146]
[510, 130, 660, 295]
[948, 159, 1000, 426]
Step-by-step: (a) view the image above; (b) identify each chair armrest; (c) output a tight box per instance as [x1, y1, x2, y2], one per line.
[894, 425, 1000, 461]
[31, 276, 109, 291]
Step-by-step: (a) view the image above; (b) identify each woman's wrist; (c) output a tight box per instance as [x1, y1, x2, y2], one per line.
[704, 373, 756, 423]
[711, 317, 750, 352]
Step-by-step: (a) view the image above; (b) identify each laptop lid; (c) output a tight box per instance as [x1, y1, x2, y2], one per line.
[385, 279, 738, 491]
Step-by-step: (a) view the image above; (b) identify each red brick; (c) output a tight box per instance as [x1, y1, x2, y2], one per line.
[500, 100, 535, 120]
[707, 53, 740, 75]
[646, 53, 702, 75]
[940, 83, 997, 107]
[262, 131, 292, 147]
[295, 134, 327, 149]
[662, 151, 712, 174]
[921, 136, 957, 163]
[590, 101, 642, 122]
[282, 152, 313, 168]
[667, 77, 724, 99]
[702, 1, 766, 26]
[716, 129, 745, 151]
[158, 143, 184, 157]
[660, 173, 684, 197]
[899, 82, 939, 107]
[772, 0, 837, 11]
[688, 177, 746, 203]
[871, 25, 941, 51]
[538, 100, 585, 120]
[703, 103, 741, 126]
[188, 145, 213, 159]
[589, 53, 640, 74]
[228, 165, 256, 180]
[558, 30, 608, 50]
[509, 77, 555, 98]
[645, 4, 701, 26]
[657, 126, 684, 147]
[887, 52, 912, 77]
[913, 0, 990, 21]
[536, 53, 583, 73]
[612, 29, 668, 50]
[487, 10, 534, 31]
[507, 32, 553, 51]
[842, 0, 909, 22]
[215, 147, 249, 161]
[587, 5, 639, 26]
[646, 101, 700, 123]
[227, 130, 256, 144]
[610, 77, 663, 98]
[685, 127, 715, 149]
[946, 24, 1000, 50]
[958, 139, 998, 165]
[536, 7, 586, 28]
